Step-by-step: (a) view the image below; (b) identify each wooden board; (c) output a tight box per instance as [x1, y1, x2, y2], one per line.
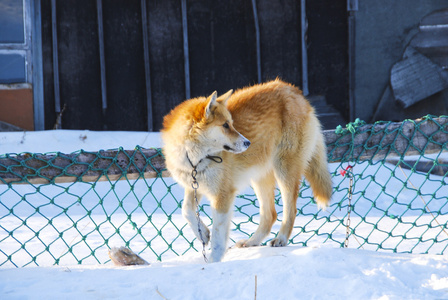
[1, 117, 448, 184]
[411, 8, 448, 69]
[0, 148, 168, 185]
[325, 117, 448, 163]
[391, 47, 448, 108]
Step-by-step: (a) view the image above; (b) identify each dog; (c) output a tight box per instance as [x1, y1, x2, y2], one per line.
[159, 79, 332, 263]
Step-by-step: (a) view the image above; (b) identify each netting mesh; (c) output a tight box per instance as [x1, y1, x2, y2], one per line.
[1, 116, 447, 267]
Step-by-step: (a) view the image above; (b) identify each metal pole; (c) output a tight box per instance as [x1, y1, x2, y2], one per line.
[348, 0, 358, 122]
[300, 0, 309, 96]
[141, 0, 153, 131]
[24, 0, 33, 85]
[251, 0, 262, 83]
[51, 0, 61, 114]
[96, 0, 107, 114]
[181, 0, 190, 99]
[32, 0, 45, 130]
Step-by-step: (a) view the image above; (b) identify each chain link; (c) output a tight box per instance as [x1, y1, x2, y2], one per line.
[344, 170, 353, 248]
[186, 154, 222, 263]
[191, 167, 208, 263]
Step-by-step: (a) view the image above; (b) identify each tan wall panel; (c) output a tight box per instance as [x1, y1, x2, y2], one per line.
[0, 88, 34, 131]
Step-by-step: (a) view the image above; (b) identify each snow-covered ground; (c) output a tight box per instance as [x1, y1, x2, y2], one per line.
[1, 130, 448, 299]
[0, 129, 162, 153]
[2, 245, 448, 299]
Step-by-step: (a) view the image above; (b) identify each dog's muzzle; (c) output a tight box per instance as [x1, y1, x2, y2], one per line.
[226, 134, 250, 154]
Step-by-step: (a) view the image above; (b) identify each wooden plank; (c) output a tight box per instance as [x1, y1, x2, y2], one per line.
[0, 148, 167, 185]
[391, 47, 448, 108]
[325, 117, 448, 162]
[411, 27, 448, 69]
[412, 27, 448, 49]
[1, 117, 448, 184]
[411, 8, 448, 70]
[420, 8, 448, 26]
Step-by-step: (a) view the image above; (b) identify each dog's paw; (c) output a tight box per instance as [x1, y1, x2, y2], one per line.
[235, 239, 261, 248]
[235, 239, 248, 248]
[269, 237, 288, 247]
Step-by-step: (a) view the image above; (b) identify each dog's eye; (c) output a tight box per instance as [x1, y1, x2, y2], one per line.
[223, 122, 230, 129]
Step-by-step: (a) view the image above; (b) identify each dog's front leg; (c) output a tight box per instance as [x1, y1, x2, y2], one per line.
[209, 194, 235, 263]
[182, 189, 210, 245]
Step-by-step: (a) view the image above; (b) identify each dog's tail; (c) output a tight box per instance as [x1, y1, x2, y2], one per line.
[304, 132, 333, 209]
[108, 246, 150, 266]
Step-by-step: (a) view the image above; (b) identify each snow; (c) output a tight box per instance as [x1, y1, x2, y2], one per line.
[0, 246, 448, 300]
[2, 245, 448, 299]
[0, 130, 162, 153]
[1, 130, 448, 299]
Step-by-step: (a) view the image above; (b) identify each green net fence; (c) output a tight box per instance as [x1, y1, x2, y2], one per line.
[1, 115, 448, 268]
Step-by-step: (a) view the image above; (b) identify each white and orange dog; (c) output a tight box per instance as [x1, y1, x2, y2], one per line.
[160, 79, 332, 263]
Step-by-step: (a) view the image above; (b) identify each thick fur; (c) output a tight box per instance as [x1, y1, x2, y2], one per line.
[161, 79, 332, 262]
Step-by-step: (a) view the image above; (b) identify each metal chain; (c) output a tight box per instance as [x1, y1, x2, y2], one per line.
[191, 166, 208, 263]
[344, 170, 353, 248]
[186, 153, 222, 263]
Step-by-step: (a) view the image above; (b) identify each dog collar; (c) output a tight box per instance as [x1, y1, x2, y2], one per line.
[185, 152, 223, 169]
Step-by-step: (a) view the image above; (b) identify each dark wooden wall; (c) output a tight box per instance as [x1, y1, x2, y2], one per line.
[40, 0, 348, 131]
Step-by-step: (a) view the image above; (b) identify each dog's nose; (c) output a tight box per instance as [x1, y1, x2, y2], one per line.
[244, 140, 251, 148]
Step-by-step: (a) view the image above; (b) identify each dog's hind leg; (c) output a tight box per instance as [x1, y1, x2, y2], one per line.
[271, 155, 304, 247]
[182, 189, 210, 245]
[235, 171, 277, 248]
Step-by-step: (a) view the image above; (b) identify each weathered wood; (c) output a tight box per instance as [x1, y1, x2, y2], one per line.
[420, 8, 448, 26]
[0, 148, 169, 185]
[391, 47, 448, 108]
[411, 8, 448, 72]
[1, 117, 448, 184]
[325, 117, 448, 162]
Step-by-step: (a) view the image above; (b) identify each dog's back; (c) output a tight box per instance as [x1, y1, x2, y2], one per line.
[225, 80, 332, 206]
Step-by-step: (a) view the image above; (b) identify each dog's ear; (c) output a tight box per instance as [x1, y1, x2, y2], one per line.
[217, 89, 233, 106]
[205, 91, 218, 118]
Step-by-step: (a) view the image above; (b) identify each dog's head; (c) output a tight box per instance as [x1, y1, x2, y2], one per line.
[194, 90, 250, 154]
